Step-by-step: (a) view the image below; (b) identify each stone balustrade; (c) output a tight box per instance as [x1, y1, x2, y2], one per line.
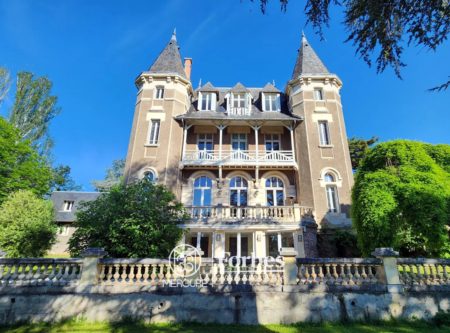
[0, 258, 82, 286]
[397, 258, 450, 286]
[297, 258, 382, 285]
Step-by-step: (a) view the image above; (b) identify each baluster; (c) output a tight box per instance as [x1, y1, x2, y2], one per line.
[353, 264, 361, 284]
[3, 264, 12, 284]
[429, 264, 437, 285]
[338, 264, 346, 285]
[304, 265, 311, 284]
[17, 264, 26, 284]
[310, 264, 317, 283]
[367, 265, 375, 283]
[150, 264, 157, 284]
[331, 264, 338, 285]
[26, 263, 35, 284]
[0, 264, 4, 284]
[442, 264, 449, 284]
[416, 264, 424, 284]
[47, 264, 56, 285]
[54, 264, 63, 284]
[317, 265, 324, 284]
[112, 264, 119, 282]
[119, 264, 127, 283]
[142, 264, 150, 282]
[324, 264, 331, 284]
[104, 265, 111, 282]
[158, 264, 165, 283]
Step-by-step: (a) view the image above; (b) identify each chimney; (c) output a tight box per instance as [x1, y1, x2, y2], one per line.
[184, 58, 192, 81]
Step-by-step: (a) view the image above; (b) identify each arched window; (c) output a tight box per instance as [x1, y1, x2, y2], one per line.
[143, 170, 156, 182]
[265, 177, 284, 206]
[230, 176, 248, 218]
[193, 176, 212, 217]
[324, 172, 339, 213]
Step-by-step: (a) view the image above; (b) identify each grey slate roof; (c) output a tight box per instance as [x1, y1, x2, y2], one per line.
[51, 191, 102, 223]
[229, 82, 250, 93]
[262, 83, 281, 93]
[198, 82, 218, 92]
[292, 34, 329, 79]
[175, 85, 302, 122]
[148, 32, 187, 79]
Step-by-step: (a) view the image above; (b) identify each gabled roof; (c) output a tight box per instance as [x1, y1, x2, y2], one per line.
[51, 191, 102, 223]
[262, 83, 281, 93]
[148, 31, 187, 79]
[228, 82, 250, 93]
[292, 33, 329, 79]
[198, 82, 218, 92]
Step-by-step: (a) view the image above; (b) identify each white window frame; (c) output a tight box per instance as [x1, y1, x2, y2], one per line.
[63, 200, 74, 212]
[231, 133, 247, 151]
[232, 93, 246, 108]
[199, 92, 216, 111]
[155, 86, 164, 99]
[265, 177, 285, 207]
[324, 173, 340, 213]
[264, 134, 281, 151]
[143, 170, 156, 182]
[262, 93, 281, 112]
[58, 225, 70, 236]
[318, 121, 331, 146]
[314, 88, 324, 101]
[148, 119, 161, 145]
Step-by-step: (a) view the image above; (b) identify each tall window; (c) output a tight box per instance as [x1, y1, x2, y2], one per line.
[155, 86, 164, 99]
[149, 119, 160, 145]
[263, 93, 281, 112]
[318, 121, 331, 145]
[266, 177, 284, 207]
[314, 88, 324, 101]
[193, 176, 212, 217]
[231, 133, 247, 151]
[63, 200, 74, 212]
[232, 93, 246, 108]
[197, 134, 214, 159]
[230, 177, 248, 207]
[324, 173, 339, 213]
[200, 92, 215, 111]
[265, 134, 280, 151]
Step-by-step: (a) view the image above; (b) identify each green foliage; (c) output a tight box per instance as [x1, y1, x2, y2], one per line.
[9, 71, 61, 156]
[352, 140, 450, 257]
[51, 165, 82, 191]
[0, 117, 52, 203]
[258, 1, 450, 90]
[0, 190, 56, 257]
[434, 310, 450, 327]
[69, 179, 186, 258]
[91, 159, 125, 192]
[348, 136, 378, 170]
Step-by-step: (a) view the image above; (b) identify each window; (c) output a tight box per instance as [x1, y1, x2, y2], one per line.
[63, 200, 74, 212]
[200, 92, 216, 111]
[314, 88, 324, 101]
[266, 177, 284, 207]
[59, 225, 70, 236]
[149, 120, 160, 145]
[231, 133, 247, 151]
[232, 93, 246, 108]
[155, 86, 164, 99]
[281, 233, 294, 248]
[197, 134, 214, 159]
[324, 173, 339, 213]
[318, 121, 331, 145]
[143, 170, 156, 182]
[265, 134, 280, 151]
[263, 93, 281, 112]
[193, 176, 213, 217]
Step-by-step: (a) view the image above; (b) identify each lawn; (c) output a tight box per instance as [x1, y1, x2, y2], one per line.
[0, 320, 448, 333]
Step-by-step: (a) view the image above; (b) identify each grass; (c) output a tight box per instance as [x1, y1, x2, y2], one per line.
[0, 319, 448, 333]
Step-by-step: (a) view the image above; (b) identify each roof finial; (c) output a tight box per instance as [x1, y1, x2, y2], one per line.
[302, 30, 307, 43]
[171, 28, 177, 41]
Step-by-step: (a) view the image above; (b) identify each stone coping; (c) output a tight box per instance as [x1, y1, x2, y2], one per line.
[297, 258, 382, 265]
[397, 258, 450, 265]
[0, 258, 83, 264]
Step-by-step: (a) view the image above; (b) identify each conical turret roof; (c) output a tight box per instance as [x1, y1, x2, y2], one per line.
[148, 30, 187, 79]
[292, 33, 329, 79]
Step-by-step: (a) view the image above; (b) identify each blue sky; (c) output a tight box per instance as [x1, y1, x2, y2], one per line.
[0, 0, 449, 190]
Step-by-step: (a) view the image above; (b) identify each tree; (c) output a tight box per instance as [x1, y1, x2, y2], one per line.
[0, 190, 57, 257]
[0, 117, 52, 203]
[258, 1, 450, 90]
[69, 179, 186, 258]
[348, 136, 378, 170]
[50, 165, 82, 192]
[91, 159, 125, 192]
[352, 140, 450, 257]
[9, 71, 61, 156]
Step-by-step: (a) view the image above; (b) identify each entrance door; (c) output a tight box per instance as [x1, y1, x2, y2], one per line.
[190, 235, 209, 257]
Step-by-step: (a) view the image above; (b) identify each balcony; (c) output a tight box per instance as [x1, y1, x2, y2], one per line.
[183, 205, 313, 225]
[182, 150, 296, 168]
[227, 107, 251, 116]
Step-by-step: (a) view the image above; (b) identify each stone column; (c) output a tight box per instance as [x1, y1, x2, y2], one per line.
[281, 248, 298, 285]
[80, 247, 107, 286]
[372, 247, 403, 293]
[0, 249, 6, 258]
[301, 219, 318, 257]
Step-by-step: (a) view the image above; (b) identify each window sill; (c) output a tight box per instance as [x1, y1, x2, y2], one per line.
[145, 144, 159, 147]
[319, 144, 334, 148]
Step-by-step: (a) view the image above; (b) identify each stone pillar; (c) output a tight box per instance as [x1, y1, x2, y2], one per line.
[0, 249, 6, 258]
[80, 247, 107, 286]
[281, 248, 298, 285]
[293, 230, 306, 258]
[372, 247, 403, 293]
[301, 219, 318, 257]
[214, 231, 225, 258]
[254, 231, 266, 258]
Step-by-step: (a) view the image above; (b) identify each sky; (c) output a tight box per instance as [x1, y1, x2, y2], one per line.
[0, 0, 449, 190]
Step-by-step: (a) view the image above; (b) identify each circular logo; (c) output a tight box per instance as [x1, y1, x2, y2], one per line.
[169, 244, 202, 278]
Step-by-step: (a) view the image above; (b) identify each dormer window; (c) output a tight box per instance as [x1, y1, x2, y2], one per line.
[199, 92, 216, 111]
[232, 93, 246, 108]
[155, 86, 164, 99]
[263, 93, 281, 112]
[63, 200, 74, 212]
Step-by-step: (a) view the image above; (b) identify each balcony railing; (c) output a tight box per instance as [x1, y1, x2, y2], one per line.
[227, 107, 251, 116]
[182, 150, 296, 167]
[183, 205, 313, 224]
